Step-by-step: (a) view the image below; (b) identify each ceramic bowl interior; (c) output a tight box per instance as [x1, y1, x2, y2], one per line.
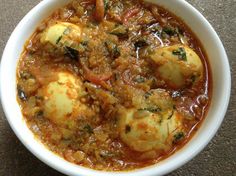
[0, 0, 231, 176]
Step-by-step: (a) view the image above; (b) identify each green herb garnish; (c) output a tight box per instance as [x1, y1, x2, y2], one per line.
[56, 36, 62, 44]
[104, 0, 109, 11]
[173, 132, 185, 143]
[144, 91, 153, 99]
[105, 41, 120, 59]
[138, 107, 162, 113]
[83, 124, 93, 134]
[20, 71, 33, 80]
[35, 110, 44, 118]
[110, 25, 129, 38]
[172, 47, 187, 61]
[168, 110, 174, 119]
[81, 41, 88, 46]
[162, 26, 176, 36]
[114, 73, 120, 81]
[125, 125, 131, 134]
[64, 46, 79, 60]
[134, 76, 145, 83]
[191, 75, 196, 83]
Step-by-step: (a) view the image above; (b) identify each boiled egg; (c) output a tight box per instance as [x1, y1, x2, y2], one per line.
[41, 72, 87, 126]
[118, 89, 185, 152]
[149, 44, 203, 89]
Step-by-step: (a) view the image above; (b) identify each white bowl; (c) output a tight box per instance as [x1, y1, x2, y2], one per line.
[0, 0, 231, 176]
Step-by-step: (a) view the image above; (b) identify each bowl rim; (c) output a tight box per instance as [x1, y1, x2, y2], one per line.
[0, 0, 231, 176]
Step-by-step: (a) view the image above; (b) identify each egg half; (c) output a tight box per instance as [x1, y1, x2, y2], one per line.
[149, 44, 203, 89]
[40, 72, 87, 126]
[118, 89, 185, 152]
[41, 22, 82, 51]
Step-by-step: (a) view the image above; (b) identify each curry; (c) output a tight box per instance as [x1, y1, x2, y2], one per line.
[17, 0, 212, 171]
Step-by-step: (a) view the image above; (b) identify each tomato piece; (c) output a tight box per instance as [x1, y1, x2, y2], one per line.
[122, 7, 140, 24]
[82, 64, 112, 85]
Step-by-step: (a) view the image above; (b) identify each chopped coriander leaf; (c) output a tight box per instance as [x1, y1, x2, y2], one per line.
[191, 75, 196, 83]
[83, 124, 93, 134]
[114, 73, 120, 80]
[162, 26, 176, 36]
[144, 91, 153, 99]
[172, 47, 187, 61]
[105, 41, 120, 59]
[104, 0, 109, 11]
[138, 107, 162, 113]
[125, 125, 131, 134]
[159, 117, 163, 124]
[80, 41, 88, 46]
[112, 47, 120, 58]
[56, 36, 62, 44]
[167, 110, 174, 119]
[20, 71, 33, 80]
[134, 75, 145, 83]
[110, 25, 129, 38]
[65, 46, 79, 60]
[173, 132, 185, 143]
[35, 110, 44, 118]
